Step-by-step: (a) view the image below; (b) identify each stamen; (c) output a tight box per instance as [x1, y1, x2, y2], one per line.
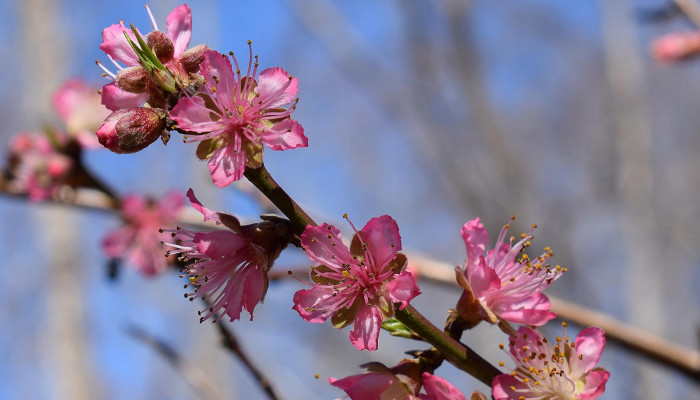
[145, 4, 159, 31]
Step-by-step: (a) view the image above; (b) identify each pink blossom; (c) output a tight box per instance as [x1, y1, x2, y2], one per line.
[52, 79, 110, 148]
[293, 215, 420, 351]
[170, 48, 308, 187]
[165, 189, 293, 322]
[102, 190, 184, 276]
[97, 4, 207, 111]
[329, 366, 466, 400]
[457, 216, 564, 326]
[651, 31, 700, 62]
[492, 324, 610, 400]
[7, 132, 73, 201]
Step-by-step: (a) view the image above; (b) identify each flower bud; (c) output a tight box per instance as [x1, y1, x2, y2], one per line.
[96, 108, 167, 153]
[146, 30, 174, 61]
[115, 66, 149, 93]
[180, 44, 209, 73]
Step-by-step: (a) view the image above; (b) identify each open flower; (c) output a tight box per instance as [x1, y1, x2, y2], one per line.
[6, 131, 73, 201]
[165, 189, 293, 322]
[651, 31, 700, 62]
[492, 324, 610, 400]
[293, 215, 420, 351]
[97, 4, 207, 111]
[170, 47, 307, 187]
[329, 362, 467, 400]
[456, 216, 564, 326]
[52, 78, 111, 148]
[102, 191, 184, 276]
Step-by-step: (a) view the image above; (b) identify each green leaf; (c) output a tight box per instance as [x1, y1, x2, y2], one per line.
[381, 318, 414, 338]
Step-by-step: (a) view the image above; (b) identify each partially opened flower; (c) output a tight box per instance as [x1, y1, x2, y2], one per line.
[97, 4, 207, 111]
[492, 324, 610, 400]
[165, 189, 293, 322]
[52, 78, 111, 148]
[293, 215, 420, 351]
[329, 362, 466, 400]
[170, 46, 307, 187]
[456, 216, 564, 326]
[6, 131, 73, 201]
[102, 190, 184, 276]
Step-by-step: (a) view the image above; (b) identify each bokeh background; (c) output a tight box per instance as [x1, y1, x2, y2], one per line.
[1, 0, 699, 398]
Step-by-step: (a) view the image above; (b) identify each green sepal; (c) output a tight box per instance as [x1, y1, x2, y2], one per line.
[381, 318, 414, 339]
[195, 137, 224, 160]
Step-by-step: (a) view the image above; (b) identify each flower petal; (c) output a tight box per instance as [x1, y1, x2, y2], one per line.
[194, 230, 249, 260]
[165, 4, 192, 57]
[491, 293, 556, 326]
[199, 51, 236, 111]
[461, 218, 489, 268]
[99, 24, 139, 66]
[419, 372, 466, 400]
[349, 305, 382, 351]
[385, 271, 421, 310]
[101, 82, 147, 111]
[121, 194, 148, 220]
[575, 327, 607, 372]
[186, 188, 222, 224]
[207, 143, 246, 187]
[157, 190, 184, 220]
[491, 374, 531, 400]
[292, 286, 338, 323]
[261, 119, 308, 150]
[101, 225, 136, 258]
[360, 215, 401, 271]
[256, 67, 298, 108]
[170, 95, 224, 133]
[329, 372, 398, 400]
[467, 256, 501, 298]
[300, 224, 354, 268]
[578, 369, 610, 400]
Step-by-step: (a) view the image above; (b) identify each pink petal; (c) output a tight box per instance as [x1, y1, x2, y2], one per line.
[52, 79, 85, 122]
[222, 263, 265, 321]
[121, 194, 148, 220]
[578, 369, 610, 400]
[292, 286, 337, 323]
[467, 256, 501, 298]
[261, 119, 308, 150]
[300, 224, 354, 267]
[194, 230, 248, 259]
[101, 225, 136, 258]
[419, 372, 467, 400]
[575, 327, 607, 372]
[491, 374, 530, 400]
[165, 4, 192, 57]
[101, 82, 147, 111]
[360, 215, 401, 270]
[157, 190, 184, 220]
[461, 218, 489, 267]
[256, 67, 298, 108]
[508, 326, 542, 361]
[491, 293, 556, 326]
[127, 239, 166, 276]
[186, 188, 221, 224]
[329, 372, 397, 400]
[99, 24, 140, 66]
[199, 51, 236, 111]
[207, 143, 247, 187]
[385, 271, 421, 310]
[349, 306, 382, 351]
[170, 95, 224, 133]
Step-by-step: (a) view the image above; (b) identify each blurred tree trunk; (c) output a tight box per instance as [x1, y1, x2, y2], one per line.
[600, 1, 669, 399]
[20, 0, 98, 398]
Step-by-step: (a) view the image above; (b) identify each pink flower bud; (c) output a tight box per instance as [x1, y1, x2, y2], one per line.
[651, 31, 700, 62]
[96, 107, 166, 153]
[180, 44, 209, 73]
[115, 66, 149, 93]
[146, 30, 175, 61]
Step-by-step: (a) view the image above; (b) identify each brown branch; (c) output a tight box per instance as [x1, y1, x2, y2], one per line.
[212, 320, 281, 400]
[126, 325, 224, 400]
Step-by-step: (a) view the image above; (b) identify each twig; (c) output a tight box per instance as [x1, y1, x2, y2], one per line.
[212, 320, 281, 400]
[674, 0, 700, 27]
[126, 325, 224, 400]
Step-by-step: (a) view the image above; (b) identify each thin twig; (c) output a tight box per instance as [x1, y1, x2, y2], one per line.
[126, 325, 224, 400]
[674, 0, 700, 27]
[212, 320, 281, 400]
